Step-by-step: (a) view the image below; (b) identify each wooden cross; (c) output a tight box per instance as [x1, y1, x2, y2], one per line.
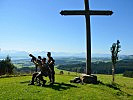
[60, 0, 113, 75]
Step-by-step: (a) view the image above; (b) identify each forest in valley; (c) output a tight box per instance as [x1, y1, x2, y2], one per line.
[0, 56, 133, 77]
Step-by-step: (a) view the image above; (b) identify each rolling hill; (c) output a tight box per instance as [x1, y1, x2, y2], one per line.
[0, 73, 133, 100]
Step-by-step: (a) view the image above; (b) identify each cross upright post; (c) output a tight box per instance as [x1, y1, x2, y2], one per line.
[60, 0, 113, 77]
[84, 0, 91, 75]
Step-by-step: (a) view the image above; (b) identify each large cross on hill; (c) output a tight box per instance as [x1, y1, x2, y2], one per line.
[60, 0, 113, 75]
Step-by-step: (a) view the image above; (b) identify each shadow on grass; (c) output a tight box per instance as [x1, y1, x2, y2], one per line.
[98, 81, 121, 90]
[98, 81, 132, 96]
[42, 82, 78, 91]
[20, 81, 78, 91]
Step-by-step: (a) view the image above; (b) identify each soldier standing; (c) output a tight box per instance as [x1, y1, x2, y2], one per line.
[47, 52, 55, 84]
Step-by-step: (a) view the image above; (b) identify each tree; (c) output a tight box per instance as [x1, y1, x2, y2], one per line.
[110, 40, 121, 83]
[0, 55, 15, 75]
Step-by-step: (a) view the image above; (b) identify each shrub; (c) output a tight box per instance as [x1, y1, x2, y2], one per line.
[123, 71, 133, 78]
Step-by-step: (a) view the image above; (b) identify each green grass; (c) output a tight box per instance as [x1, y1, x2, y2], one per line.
[0, 72, 133, 100]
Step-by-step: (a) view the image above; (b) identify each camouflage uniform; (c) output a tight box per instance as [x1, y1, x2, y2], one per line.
[48, 57, 55, 83]
[30, 60, 50, 86]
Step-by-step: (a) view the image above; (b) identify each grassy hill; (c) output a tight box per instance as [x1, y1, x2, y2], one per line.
[0, 71, 133, 99]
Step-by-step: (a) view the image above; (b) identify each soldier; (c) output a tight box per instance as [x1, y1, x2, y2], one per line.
[35, 58, 50, 86]
[29, 57, 50, 86]
[28, 54, 41, 85]
[47, 52, 55, 84]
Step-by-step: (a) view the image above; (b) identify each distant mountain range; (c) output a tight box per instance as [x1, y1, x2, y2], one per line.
[0, 50, 132, 60]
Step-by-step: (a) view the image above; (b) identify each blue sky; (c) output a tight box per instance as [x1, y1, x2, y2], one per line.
[0, 0, 133, 55]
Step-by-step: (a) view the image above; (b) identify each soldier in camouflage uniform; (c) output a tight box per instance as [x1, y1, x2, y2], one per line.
[47, 52, 55, 84]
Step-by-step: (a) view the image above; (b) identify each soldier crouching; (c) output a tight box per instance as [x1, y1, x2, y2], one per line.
[29, 57, 50, 86]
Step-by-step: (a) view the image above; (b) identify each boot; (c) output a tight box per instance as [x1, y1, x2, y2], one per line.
[42, 80, 46, 87]
[28, 81, 34, 85]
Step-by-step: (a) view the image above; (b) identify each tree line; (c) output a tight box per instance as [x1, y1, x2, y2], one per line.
[57, 59, 133, 75]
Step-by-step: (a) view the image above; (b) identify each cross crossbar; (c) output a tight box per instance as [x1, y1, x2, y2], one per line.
[60, 10, 113, 16]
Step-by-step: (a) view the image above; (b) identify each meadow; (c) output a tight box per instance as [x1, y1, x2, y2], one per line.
[0, 70, 133, 100]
